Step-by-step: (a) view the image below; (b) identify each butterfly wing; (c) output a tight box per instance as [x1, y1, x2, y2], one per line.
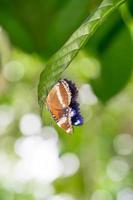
[50, 107, 72, 133]
[46, 84, 62, 110]
[46, 80, 71, 110]
[45, 79, 84, 133]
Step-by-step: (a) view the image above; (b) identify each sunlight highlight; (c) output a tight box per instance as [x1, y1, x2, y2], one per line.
[117, 188, 133, 200]
[61, 153, 80, 177]
[3, 60, 24, 82]
[48, 193, 74, 200]
[14, 131, 62, 183]
[0, 105, 14, 134]
[19, 113, 42, 135]
[113, 133, 133, 155]
[106, 157, 129, 181]
[79, 84, 98, 105]
[90, 189, 113, 200]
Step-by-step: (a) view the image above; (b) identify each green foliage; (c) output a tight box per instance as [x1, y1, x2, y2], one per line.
[87, 10, 133, 101]
[1, 1, 133, 200]
[0, 0, 101, 57]
[92, 27, 133, 101]
[38, 0, 126, 109]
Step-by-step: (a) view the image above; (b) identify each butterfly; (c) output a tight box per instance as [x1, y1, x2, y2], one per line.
[45, 79, 83, 133]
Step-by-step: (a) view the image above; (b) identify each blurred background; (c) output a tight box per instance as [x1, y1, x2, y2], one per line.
[0, 0, 133, 200]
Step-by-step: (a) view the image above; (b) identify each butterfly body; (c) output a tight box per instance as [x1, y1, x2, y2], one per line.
[46, 79, 83, 133]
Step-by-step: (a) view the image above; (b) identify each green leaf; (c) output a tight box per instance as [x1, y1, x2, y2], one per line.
[91, 26, 133, 101]
[38, 0, 126, 109]
[45, 0, 102, 57]
[0, 0, 101, 58]
[85, 8, 133, 102]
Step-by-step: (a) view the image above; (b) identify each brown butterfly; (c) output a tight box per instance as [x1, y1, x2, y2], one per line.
[46, 79, 83, 133]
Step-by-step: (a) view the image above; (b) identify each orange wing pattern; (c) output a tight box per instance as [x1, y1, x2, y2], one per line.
[45, 80, 72, 133]
[48, 107, 72, 133]
[59, 110, 72, 133]
[59, 80, 71, 106]
[46, 84, 62, 110]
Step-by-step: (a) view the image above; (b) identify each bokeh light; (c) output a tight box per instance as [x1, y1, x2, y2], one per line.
[78, 57, 100, 79]
[113, 133, 133, 155]
[106, 157, 129, 181]
[60, 153, 80, 177]
[19, 113, 42, 136]
[117, 187, 133, 200]
[3, 60, 25, 82]
[32, 183, 55, 200]
[0, 105, 14, 134]
[41, 126, 59, 143]
[90, 189, 113, 200]
[79, 84, 98, 105]
[14, 133, 62, 183]
[48, 193, 74, 200]
[0, 1, 133, 199]
[0, 152, 13, 179]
